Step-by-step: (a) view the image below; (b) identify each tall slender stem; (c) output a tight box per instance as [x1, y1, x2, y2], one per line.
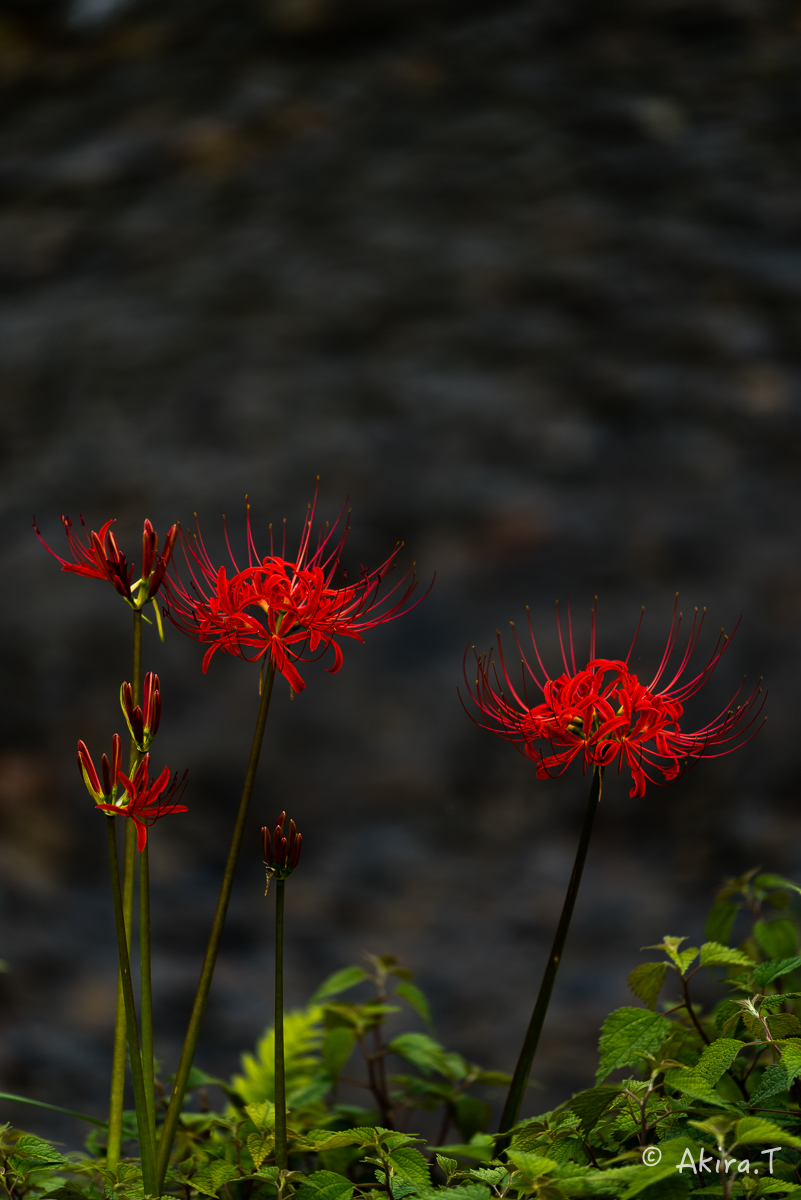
[497, 765, 603, 1141]
[156, 662, 276, 1190]
[106, 818, 157, 1195]
[274, 878, 287, 1170]
[139, 843, 156, 1150]
[107, 609, 142, 1168]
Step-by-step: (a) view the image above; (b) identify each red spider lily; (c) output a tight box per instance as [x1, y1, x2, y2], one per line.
[78, 734, 122, 805]
[261, 812, 302, 886]
[120, 672, 161, 751]
[464, 599, 765, 799]
[34, 515, 178, 608]
[79, 741, 188, 850]
[164, 494, 429, 692]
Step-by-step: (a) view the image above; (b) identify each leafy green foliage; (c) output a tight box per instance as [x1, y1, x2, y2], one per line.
[9, 868, 801, 1200]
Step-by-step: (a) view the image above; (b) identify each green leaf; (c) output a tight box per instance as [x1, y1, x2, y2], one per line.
[699, 942, 754, 969]
[750, 1064, 790, 1105]
[705, 903, 738, 946]
[435, 1156, 458, 1177]
[663, 1038, 743, 1107]
[322, 1027, 356, 1079]
[469, 1168, 507, 1185]
[192, 1162, 239, 1197]
[10, 1134, 66, 1165]
[693, 1038, 744, 1085]
[596, 1008, 672, 1082]
[779, 1038, 801, 1083]
[734, 1117, 801, 1150]
[387, 1033, 449, 1077]
[753, 958, 801, 988]
[389, 1147, 431, 1188]
[766, 1013, 801, 1038]
[244, 1100, 275, 1130]
[311, 967, 369, 1003]
[568, 1086, 622, 1137]
[246, 1131, 274, 1170]
[506, 1151, 557, 1178]
[628, 963, 668, 1011]
[395, 981, 434, 1030]
[754, 920, 799, 961]
[295, 1170, 355, 1200]
[753, 874, 801, 897]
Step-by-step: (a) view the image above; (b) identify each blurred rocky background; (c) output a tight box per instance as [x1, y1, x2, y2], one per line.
[0, 0, 799, 1150]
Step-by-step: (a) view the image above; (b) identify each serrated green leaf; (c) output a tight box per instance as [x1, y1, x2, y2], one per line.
[754, 920, 799, 961]
[244, 1100, 275, 1130]
[394, 981, 434, 1030]
[750, 1064, 790, 1105]
[295, 1170, 355, 1200]
[734, 1117, 801, 1150]
[568, 1086, 622, 1137]
[506, 1151, 557, 1178]
[311, 967, 369, 1003]
[699, 942, 754, 969]
[192, 1162, 239, 1197]
[628, 963, 668, 1011]
[694, 1038, 744, 1085]
[644, 937, 690, 971]
[246, 1131, 273, 1170]
[663, 1068, 730, 1107]
[469, 1167, 507, 1185]
[435, 1155, 458, 1177]
[389, 1147, 430, 1188]
[705, 903, 738, 947]
[753, 958, 801, 988]
[779, 1038, 801, 1082]
[10, 1134, 66, 1165]
[596, 1008, 672, 1082]
[767, 1013, 801, 1038]
[473, 1070, 512, 1086]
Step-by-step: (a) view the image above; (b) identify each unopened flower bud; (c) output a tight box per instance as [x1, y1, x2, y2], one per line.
[261, 812, 302, 892]
[120, 673, 161, 751]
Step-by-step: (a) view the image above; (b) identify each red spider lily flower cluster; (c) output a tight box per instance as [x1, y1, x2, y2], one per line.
[464, 599, 765, 799]
[164, 496, 428, 692]
[261, 812, 302, 886]
[121, 672, 161, 751]
[77, 738, 188, 850]
[35, 515, 178, 609]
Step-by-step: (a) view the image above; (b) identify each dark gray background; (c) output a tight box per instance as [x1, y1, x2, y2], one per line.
[0, 0, 799, 1150]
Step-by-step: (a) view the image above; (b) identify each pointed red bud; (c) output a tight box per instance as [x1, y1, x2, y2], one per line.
[142, 519, 158, 581]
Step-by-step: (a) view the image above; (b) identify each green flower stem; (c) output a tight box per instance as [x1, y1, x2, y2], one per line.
[106, 817, 157, 1195]
[107, 609, 143, 1169]
[156, 661, 276, 1191]
[274, 877, 287, 1170]
[497, 765, 604, 1143]
[139, 841, 156, 1151]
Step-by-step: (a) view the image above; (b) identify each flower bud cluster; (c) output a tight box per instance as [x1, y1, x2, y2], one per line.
[120, 672, 161, 751]
[261, 812, 302, 888]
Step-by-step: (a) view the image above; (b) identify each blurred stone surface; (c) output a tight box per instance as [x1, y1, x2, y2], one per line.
[0, 0, 799, 1148]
